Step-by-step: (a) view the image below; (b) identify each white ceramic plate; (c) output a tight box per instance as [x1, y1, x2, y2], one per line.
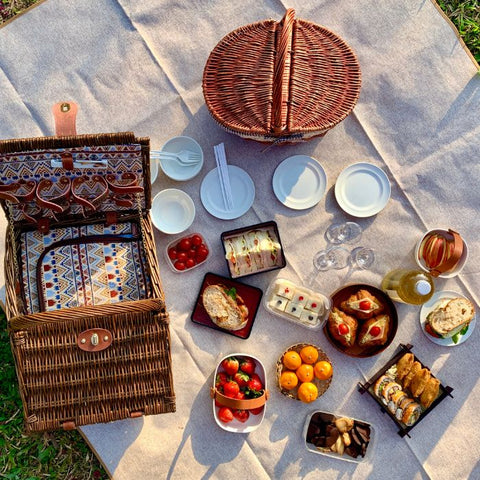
[335, 162, 391, 217]
[151, 188, 195, 234]
[200, 165, 255, 220]
[420, 290, 476, 346]
[150, 158, 159, 184]
[159, 136, 204, 181]
[272, 155, 327, 210]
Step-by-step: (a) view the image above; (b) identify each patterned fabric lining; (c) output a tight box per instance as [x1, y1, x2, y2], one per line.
[20, 222, 150, 314]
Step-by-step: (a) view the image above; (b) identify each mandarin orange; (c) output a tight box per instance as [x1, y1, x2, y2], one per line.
[314, 360, 333, 380]
[297, 382, 318, 403]
[279, 370, 299, 390]
[282, 350, 302, 370]
[299, 345, 319, 364]
[296, 363, 314, 382]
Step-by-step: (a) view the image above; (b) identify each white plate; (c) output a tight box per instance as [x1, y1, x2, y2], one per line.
[200, 165, 255, 220]
[272, 155, 327, 210]
[420, 290, 476, 346]
[151, 188, 195, 234]
[159, 136, 204, 181]
[335, 162, 391, 217]
[150, 158, 159, 184]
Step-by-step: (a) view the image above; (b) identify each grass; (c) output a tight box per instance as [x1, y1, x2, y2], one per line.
[0, 1, 478, 479]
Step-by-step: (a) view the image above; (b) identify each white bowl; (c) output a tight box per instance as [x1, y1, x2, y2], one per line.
[151, 189, 195, 234]
[212, 353, 267, 433]
[159, 136, 204, 181]
[150, 158, 159, 184]
[414, 228, 468, 278]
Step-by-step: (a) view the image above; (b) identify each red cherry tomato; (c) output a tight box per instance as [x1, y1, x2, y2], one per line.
[338, 323, 349, 335]
[190, 234, 203, 247]
[370, 326, 381, 337]
[359, 300, 371, 310]
[174, 261, 186, 271]
[167, 247, 177, 260]
[176, 251, 188, 262]
[185, 258, 196, 269]
[187, 248, 197, 258]
[178, 238, 191, 251]
[195, 246, 209, 263]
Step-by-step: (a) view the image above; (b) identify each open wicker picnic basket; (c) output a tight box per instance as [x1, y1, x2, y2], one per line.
[203, 8, 361, 144]
[0, 106, 175, 432]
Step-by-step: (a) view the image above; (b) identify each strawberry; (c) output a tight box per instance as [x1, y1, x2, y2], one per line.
[215, 372, 228, 390]
[246, 374, 263, 397]
[218, 406, 234, 423]
[235, 391, 246, 400]
[223, 380, 240, 398]
[239, 357, 255, 375]
[249, 406, 264, 415]
[221, 357, 239, 376]
[233, 371, 250, 388]
[233, 409, 250, 423]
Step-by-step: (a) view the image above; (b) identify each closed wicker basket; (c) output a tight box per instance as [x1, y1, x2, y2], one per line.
[203, 9, 361, 144]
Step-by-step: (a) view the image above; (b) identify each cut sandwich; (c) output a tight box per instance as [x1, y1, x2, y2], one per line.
[426, 297, 475, 339]
[202, 284, 249, 331]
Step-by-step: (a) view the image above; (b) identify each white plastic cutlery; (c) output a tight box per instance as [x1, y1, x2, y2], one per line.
[151, 149, 201, 165]
[214, 143, 234, 211]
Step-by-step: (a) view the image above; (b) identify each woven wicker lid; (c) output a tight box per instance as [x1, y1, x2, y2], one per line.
[203, 9, 361, 143]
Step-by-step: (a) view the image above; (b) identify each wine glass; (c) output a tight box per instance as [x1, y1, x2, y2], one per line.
[313, 246, 351, 271]
[350, 247, 375, 270]
[325, 222, 362, 245]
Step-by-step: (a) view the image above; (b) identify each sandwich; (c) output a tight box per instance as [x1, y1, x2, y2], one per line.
[327, 308, 358, 348]
[425, 297, 475, 339]
[202, 284, 249, 331]
[357, 314, 390, 347]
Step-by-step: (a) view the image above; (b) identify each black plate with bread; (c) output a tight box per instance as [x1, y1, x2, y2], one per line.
[358, 344, 453, 437]
[191, 272, 263, 339]
[323, 284, 398, 357]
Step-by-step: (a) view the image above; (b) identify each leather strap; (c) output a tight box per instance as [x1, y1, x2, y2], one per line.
[0, 180, 37, 203]
[105, 173, 144, 194]
[210, 387, 269, 410]
[429, 229, 464, 276]
[52, 102, 78, 136]
[35, 177, 71, 214]
[71, 175, 109, 213]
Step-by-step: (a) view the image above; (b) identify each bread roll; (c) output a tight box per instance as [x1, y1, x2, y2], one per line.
[340, 289, 384, 320]
[426, 297, 475, 338]
[327, 308, 358, 347]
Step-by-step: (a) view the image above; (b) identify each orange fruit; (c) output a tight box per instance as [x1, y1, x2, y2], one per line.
[279, 370, 299, 390]
[299, 345, 319, 364]
[296, 363, 314, 382]
[283, 351, 302, 370]
[297, 382, 318, 403]
[314, 360, 333, 380]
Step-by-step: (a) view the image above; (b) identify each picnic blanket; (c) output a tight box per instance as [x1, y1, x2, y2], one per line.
[1, 1, 479, 478]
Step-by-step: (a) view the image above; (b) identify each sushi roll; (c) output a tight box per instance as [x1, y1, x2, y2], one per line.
[374, 375, 393, 399]
[395, 396, 416, 421]
[401, 402, 422, 426]
[381, 381, 402, 405]
[387, 390, 407, 414]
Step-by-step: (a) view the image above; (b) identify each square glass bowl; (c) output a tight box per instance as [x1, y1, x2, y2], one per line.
[221, 221, 286, 279]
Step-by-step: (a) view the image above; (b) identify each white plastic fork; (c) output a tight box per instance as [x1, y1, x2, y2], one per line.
[150, 149, 201, 165]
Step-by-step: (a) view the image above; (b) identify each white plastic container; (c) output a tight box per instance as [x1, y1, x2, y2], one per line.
[264, 278, 331, 329]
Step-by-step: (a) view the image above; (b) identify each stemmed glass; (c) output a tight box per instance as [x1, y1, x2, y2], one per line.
[325, 222, 362, 245]
[313, 246, 375, 272]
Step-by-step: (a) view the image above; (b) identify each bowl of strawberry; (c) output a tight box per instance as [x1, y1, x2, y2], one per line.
[211, 354, 268, 433]
[165, 232, 210, 272]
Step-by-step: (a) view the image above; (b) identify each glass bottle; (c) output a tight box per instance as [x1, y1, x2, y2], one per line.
[381, 269, 434, 305]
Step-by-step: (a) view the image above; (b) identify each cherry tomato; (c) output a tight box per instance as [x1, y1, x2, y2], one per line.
[187, 248, 197, 258]
[190, 234, 203, 247]
[176, 251, 188, 262]
[370, 326, 381, 337]
[174, 261, 186, 271]
[338, 323, 349, 335]
[195, 246, 209, 263]
[185, 258, 196, 269]
[178, 238, 191, 251]
[359, 300, 371, 310]
[218, 406, 234, 423]
[167, 247, 177, 260]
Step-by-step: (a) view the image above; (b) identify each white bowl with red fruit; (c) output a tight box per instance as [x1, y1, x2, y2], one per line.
[415, 228, 468, 278]
[211, 353, 268, 433]
[165, 232, 210, 272]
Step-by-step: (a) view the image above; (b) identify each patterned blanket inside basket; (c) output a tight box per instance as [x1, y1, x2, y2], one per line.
[20, 222, 150, 314]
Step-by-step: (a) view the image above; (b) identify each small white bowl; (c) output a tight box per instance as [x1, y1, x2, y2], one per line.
[151, 189, 195, 234]
[159, 136, 204, 181]
[414, 228, 468, 278]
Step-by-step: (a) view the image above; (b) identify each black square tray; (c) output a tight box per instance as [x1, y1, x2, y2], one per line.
[358, 344, 453, 437]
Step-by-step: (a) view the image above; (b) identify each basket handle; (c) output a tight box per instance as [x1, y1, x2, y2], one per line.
[272, 8, 295, 135]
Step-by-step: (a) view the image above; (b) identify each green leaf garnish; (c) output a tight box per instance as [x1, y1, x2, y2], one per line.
[225, 287, 237, 300]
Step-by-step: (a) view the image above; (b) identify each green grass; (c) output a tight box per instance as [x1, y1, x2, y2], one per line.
[0, 1, 478, 478]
